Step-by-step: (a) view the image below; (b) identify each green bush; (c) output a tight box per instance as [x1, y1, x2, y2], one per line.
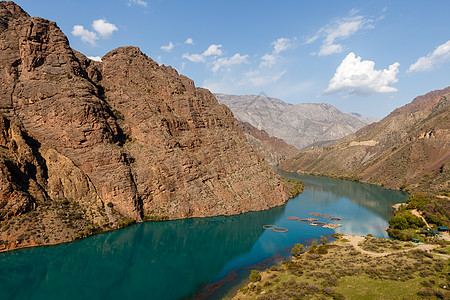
[249, 270, 261, 282]
[389, 215, 408, 230]
[117, 218, 136, 228]
[389, 211, 425, 230]
[317, 245, 328, 254]
[386, 228, 413, 241]
[291, 243, 305, 257]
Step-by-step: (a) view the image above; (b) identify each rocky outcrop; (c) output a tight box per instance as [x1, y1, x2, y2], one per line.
[0, 2, 294, 251]
[280, 87, 450, 194]
[215, 93, 368, 150]
[237, 121, 300, 166]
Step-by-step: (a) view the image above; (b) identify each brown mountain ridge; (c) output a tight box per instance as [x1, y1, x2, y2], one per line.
[0, 1, 298, 251]
[280, 87, 450, 195]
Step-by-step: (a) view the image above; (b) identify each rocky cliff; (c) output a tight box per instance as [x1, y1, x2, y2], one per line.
[215, 93, 368, 150]
[280, 87, 450, 194]
[237, 121, 300, 166]
[0, 1, 294, 251]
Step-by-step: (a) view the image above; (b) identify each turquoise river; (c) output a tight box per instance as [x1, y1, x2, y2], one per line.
[0, 172, 408, 299]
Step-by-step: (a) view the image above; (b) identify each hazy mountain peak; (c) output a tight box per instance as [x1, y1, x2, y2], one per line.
[215, 93, 367, 150]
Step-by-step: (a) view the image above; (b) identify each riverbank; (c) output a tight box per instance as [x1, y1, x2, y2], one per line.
[0, 176, 304, 253]
[232, 234, 450, 299]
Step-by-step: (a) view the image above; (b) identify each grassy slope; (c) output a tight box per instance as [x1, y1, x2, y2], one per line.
[232, 237, 449, 300]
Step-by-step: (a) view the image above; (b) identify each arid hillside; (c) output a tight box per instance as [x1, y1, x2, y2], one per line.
[281, 87, 450, 194]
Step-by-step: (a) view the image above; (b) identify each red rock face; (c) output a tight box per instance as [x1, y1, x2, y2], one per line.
[0, 2, 292, 250]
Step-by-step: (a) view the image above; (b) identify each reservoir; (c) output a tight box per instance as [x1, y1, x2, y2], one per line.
[0, 172, 408, 299]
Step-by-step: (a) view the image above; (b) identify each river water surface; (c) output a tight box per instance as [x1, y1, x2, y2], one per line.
[0, 172, 407, 299]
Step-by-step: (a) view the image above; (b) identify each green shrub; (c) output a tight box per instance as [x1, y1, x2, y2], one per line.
[389, 215, 408, 230]
[291, 243, 305, 257]
[386, 228, 413, 241]
[269, 266, 278, 271]
[117, 218, 136, 228]
[317, 245, 328, 254]
[107, 202, 114, 208]
[249, 270, 261, 282]
[331, 233, 343, 239]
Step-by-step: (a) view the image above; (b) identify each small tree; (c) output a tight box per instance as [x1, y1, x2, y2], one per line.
[249, 270, 261, 282]
[321, 235, 328, 245]
[389, 215, 408, 230]
[308, 239, 318, 253]
[292, 243, 305, 257]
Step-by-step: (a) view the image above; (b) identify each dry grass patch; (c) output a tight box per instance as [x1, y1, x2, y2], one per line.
[358, 236, 416, 253]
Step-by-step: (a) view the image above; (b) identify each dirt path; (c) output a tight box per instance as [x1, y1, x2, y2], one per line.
[410, 209, 431, 229]
[342, 235, 449, 258]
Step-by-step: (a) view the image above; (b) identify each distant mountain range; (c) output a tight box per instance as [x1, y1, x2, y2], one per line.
[215, 93, 372, 150]
[280, 87, 450, 194]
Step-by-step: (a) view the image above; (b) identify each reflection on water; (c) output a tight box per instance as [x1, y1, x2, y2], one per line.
[280, 171, 405, 220]
[0, 173, 407, 300]
[0, 207, 285, 300]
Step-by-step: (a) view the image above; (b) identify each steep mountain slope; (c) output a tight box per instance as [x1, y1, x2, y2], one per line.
[0, 2, 295, 251]
[280, 87, 450, 194]
[215, 93, 367, 150]
[237, 121, 300, 166]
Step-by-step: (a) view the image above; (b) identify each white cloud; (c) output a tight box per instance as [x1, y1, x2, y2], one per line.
[92, 19, 118, 39]
[185, 38, 194, 45]
[129, 0, 147, 7]
[408, 40, 450, 72]
[258, 37, 295, 68]
[273, 37, 295, 54]
[161, 42, 174, 52]
[318, 44, 343, 56]
[244, 70, 286, 86]
[87, 56, 102, 62]
[202, 44, 223, 57]
[307, 13, 375, 56]
[324, 52, 400, 96]
[212, 54, 249, 72]
[182, 44, 224, 64]
[182, 53, 205, 63]
[260, 54, 277, 68]
[72, 25, 98, 46]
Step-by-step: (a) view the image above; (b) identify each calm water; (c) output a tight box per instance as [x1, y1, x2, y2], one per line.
[0, 172, 407, 299]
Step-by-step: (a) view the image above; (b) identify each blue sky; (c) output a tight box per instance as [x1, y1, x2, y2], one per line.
[14, 0, 450, 118]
